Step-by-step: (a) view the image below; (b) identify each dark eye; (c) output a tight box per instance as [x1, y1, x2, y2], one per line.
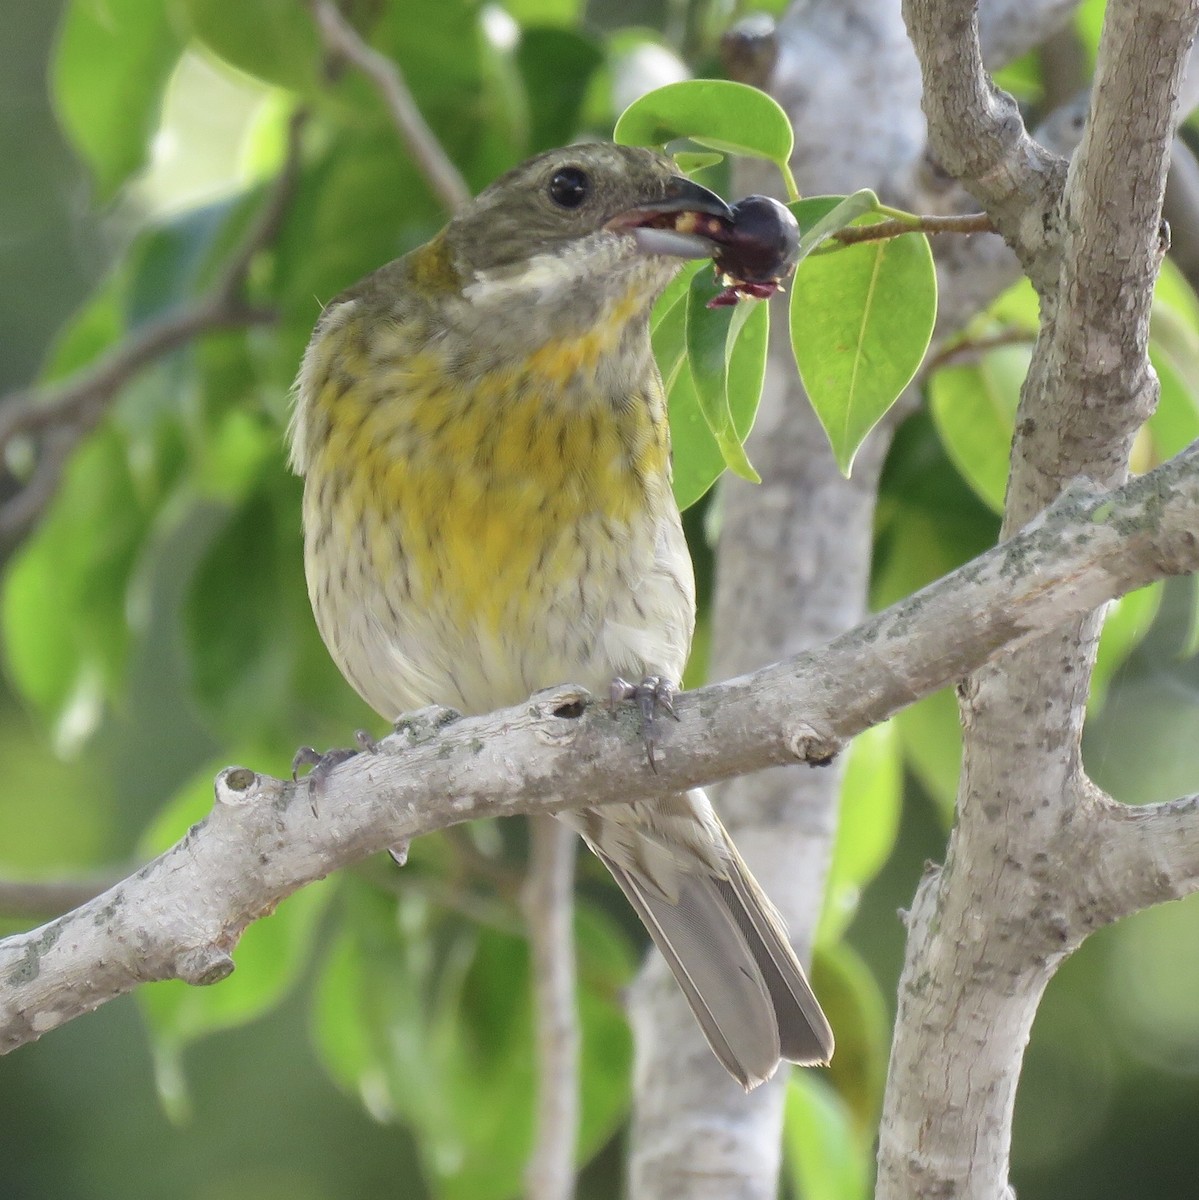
[548, 167, 590, 209]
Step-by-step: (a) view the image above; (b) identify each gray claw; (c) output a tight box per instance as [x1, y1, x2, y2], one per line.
[610, 675, 681, 772]
[291, 741, 370, 816]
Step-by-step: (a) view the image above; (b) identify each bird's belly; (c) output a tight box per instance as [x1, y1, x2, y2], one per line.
[305, 436, 683, 720]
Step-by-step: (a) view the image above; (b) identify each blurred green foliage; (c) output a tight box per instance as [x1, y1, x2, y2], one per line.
[3, 1, 1199, 1199]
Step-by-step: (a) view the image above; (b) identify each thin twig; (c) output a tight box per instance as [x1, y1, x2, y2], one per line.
[0, 111, 308, 547]
[830, 211, 996, 246]
[309, 0, 470, 214]
[523, 818, 580, 1200]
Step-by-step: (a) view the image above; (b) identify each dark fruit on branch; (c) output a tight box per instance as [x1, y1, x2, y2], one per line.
[714, 195, 800, 286]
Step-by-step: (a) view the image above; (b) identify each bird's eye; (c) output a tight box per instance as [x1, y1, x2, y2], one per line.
[548, 167, 590, 209]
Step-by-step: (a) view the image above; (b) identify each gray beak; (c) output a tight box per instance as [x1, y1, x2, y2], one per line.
[608, 176, 734, 260]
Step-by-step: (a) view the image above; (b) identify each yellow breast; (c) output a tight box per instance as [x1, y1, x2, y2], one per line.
[304, 294, 671, 637]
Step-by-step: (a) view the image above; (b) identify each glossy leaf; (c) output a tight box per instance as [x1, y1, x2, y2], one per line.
[313, 882, 633, 1200]
[657, 265, 758, 508]
[516, 27, 603, 152]
[673, 150, 724, 174]
[818, 721, 903, 945]
[500, 0, 579, 21]
[794, 191, 879, 261]
[812, 941, 891, 1131]
[684, 270, 767, 484]
[2, 428, 155, 751]
[667, 325, 765, 511]
[614, 80, 796, 194]
[182, 0, 322, 92]
[1092, 584, 1163, 709]
[784, 1073, 872, 1200]
[928, 344, 1029, 514]
[52, 0, 184, 200]
[791, 222, 937, 474]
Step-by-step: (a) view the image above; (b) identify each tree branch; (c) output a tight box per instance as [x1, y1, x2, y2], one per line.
[902, 0, 1068, 278]
[0, 110, 307, 547]
[878, 3, 1199, 1197]
[829, 211, 994, 246]
[1086, 788, 1199, 919]
[309, 0, 469, 214]
[2, 449, 1197, 1054]
[523, 819, 580, 1200]
[0, 872, 123, 920]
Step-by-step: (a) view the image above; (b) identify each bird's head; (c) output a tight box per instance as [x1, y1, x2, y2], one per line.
[441, 143, 732, 318]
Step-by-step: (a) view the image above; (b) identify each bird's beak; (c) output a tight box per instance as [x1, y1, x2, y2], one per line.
[607, 176, 735, 260]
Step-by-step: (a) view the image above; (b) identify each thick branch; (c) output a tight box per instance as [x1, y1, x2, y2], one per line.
[1010, 0, 1199, 521]
[902, 0, 1067, 272]
[879, 5, 1199, 1199]
[2, 452, 1197, 1054]
[1086, 789, 1199, 918]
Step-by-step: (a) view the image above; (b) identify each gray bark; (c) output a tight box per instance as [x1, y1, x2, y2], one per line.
[3, 448, 1198, 1055]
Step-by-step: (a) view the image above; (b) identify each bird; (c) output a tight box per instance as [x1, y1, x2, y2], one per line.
[287, 141, 833, 1089]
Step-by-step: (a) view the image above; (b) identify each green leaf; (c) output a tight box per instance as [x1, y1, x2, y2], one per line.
[928, 344, 1029, 514]
[794, 191, 879, 261]
[181, 0, 322, 92]
[818, 722, 903, 945]
[1092, 584, 1162, 709]
[2, 428, 153, 751]
[501, 0, 581, 27]
[987, 275, 1041, 331]
[369, 0, 526, 191]
[313, 881, 633, 1200]
[516, 28, 604, 153]
[1154, 256, 1199, 330]
[784, 1073, 872, 1200]
[52, 0, 185, 201]
[673, 151, 724, 174]
[652, 260, 703, 337]
[684, 270, 767, 484]
[1148, 261, 1199, 461]
[1148, 345, 1199, 461]
[663, 268, 767, 510]
[811, 940, 890, 1131]
[791, 222, 937, 474]
[182, 470, 373, 743]
[895, 688, 960, 821]
[614, 80, 796, 197]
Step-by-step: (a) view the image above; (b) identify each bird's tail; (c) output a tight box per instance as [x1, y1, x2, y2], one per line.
[583, 800, 833, 1090]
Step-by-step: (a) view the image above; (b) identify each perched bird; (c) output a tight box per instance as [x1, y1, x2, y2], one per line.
[288, 141, 833, 1088]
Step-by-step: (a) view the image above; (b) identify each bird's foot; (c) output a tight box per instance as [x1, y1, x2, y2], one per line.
[292, 730, 405, 863]
[291, 729, 378, 815]
[609, 675, 680, 772]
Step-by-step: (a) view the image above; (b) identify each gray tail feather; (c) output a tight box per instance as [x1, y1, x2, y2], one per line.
[713, 837, 834, 1066]
[596, 842, 833, 1088]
